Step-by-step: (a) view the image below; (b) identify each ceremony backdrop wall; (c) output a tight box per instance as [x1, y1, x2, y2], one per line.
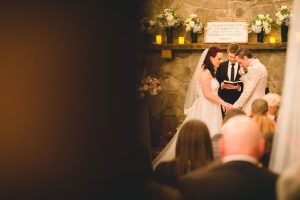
[138, 0, 293, 149]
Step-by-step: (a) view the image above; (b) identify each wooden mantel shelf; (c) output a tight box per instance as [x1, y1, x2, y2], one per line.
[149, 43, 287, 50]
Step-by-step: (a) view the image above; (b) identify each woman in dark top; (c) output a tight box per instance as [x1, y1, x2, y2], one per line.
[153, 119, 213, 188]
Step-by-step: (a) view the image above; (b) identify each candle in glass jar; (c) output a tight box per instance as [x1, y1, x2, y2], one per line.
[178, 36, 184, 44]
[269, 37, 276, 44]
[156, 35, 162, 44]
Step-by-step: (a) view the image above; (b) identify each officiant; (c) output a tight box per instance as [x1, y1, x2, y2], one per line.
[216, 43, 243, 117]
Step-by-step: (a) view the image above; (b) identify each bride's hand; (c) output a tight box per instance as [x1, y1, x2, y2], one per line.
[221, 102, 233, 112]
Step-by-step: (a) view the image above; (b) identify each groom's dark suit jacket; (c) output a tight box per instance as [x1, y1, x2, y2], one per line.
[179, 161, 278, 200]
[216, 61, 243, 104]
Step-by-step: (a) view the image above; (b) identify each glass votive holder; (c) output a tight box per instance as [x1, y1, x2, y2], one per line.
[178, 36, 184, 44]
[156, 35, 162, 44]
[269, 36, 276, 44]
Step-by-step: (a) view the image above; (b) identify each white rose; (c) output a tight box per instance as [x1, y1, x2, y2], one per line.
[189, 21, 195, 27]
[276, 19, 283, 25]
[186, 26, 191, 32]
[193, 25, 202, 33]
[279, 15, 285, 21]
[264, 26, 271, 34]
[168, 20, 176, 27]
[255, 20, 262, 26]
[166, 14, 174, 22]
[281, 6, 287, 10]
[262, 21, 268, 26]
[251, 24, 262, 33]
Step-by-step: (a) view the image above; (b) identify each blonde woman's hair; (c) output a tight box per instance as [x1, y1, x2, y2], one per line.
[253, 115, 276, 136]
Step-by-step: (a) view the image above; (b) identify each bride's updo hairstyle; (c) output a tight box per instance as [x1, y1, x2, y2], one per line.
[203, 47, 223, 78]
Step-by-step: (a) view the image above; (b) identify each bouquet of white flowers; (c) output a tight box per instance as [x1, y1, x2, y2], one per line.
[140, 17, 156, 35]
[137, 75, 162, 100]
[250, 14, 273, 34]
[275, 6, 291, 26]
[183, 13, 203, 33]
[156, 9, 180, 28]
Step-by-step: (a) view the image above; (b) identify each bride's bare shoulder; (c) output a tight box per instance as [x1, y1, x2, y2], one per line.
[199, 67, 211, 76]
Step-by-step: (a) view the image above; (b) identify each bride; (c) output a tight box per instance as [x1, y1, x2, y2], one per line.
[153, 47, 232, 168]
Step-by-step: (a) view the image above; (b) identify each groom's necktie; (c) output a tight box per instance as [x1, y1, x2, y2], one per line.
[230, 63, 235, 81]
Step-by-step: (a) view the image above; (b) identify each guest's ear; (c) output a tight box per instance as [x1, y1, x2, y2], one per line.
[219, 137, 225, 159]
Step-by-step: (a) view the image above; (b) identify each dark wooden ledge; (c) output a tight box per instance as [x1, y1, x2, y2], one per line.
[149, 43, 287, 51]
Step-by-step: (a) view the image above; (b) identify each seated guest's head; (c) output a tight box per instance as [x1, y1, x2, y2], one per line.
[175, 119, 213, 176]
[263, 93, 281, 121]
[223, 108, 246, 124]
[211, 109, 246, 162]
[251, 98, 269, 117]
[220, 115, 264, 160]
[277, 163, 300, 200]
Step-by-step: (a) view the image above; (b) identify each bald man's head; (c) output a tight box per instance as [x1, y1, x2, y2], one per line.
[220, 115, 265, 159]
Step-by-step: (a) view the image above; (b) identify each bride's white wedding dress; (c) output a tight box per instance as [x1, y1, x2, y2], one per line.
[152, 75, 223, 168]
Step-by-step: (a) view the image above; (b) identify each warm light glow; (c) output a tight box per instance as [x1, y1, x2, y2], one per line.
[178, 37, 185, 44]
[156, 35, 162, 44]
[269, 37, 276, 44]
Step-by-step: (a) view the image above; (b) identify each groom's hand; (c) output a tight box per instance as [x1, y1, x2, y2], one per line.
[221, 102, 233, 112]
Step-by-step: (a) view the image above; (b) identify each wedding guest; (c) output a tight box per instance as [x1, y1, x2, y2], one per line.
[233, 49, 268, 116]
[263, 93, 281, 121]
[212, 108, 246, 161]
[217, 43, 243, 117]
[252, 115, 276, 168]
[223, 108, 246, 124]
[277, 163, 300, 200]
[250, 99, 276, 168]
[250, 98, 269, 118]
[179, 115, 278, 200]
[154, 119, 213, 188]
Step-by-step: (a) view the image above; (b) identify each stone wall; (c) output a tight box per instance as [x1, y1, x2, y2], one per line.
[139, 0, 292, 147]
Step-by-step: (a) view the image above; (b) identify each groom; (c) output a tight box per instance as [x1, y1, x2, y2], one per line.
[217, 43, 243, 117]
[233, 49, 268, 115]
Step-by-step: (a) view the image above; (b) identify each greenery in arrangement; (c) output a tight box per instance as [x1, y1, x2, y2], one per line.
[183, 13, 203, 33]
[250, 14, 273, 34]
[275, 5, 292, 26]
[156, 8, 180, 28]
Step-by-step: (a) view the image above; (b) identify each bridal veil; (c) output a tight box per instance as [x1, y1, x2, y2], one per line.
[184, 48, 209, 115]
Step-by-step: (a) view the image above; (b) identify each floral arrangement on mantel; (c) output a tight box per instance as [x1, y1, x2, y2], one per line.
[156, 8, 180, 28]
[183, 13, 203, 33]
[250, 14, 273, 34]
[140, 17, 156, 35]
[137, 75, 162, 100]
[275, 5, 292, 26]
